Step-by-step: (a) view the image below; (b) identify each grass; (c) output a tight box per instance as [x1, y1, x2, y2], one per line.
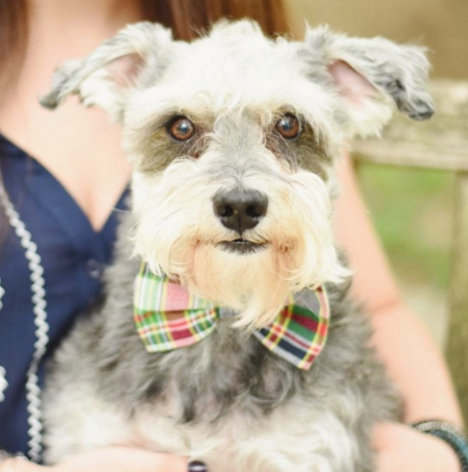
[356, 164, 455, 289]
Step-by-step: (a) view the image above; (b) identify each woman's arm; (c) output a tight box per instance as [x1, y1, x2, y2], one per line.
[334, 152, 462, 425]
[334, 153, 462, 471]
[0, 448, 189, 472]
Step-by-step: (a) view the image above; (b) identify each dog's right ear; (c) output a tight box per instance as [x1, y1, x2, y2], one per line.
[300, 25, 434, 137]
[40, 22, 173, 122]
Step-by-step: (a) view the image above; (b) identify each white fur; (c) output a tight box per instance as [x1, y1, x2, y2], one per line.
[131, 142, 349, 328]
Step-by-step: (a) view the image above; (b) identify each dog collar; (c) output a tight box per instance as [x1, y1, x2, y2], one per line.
[133, 262, 330, 370]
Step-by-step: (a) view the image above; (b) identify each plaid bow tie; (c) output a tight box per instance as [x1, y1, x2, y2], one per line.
[133, 263, 329, 370]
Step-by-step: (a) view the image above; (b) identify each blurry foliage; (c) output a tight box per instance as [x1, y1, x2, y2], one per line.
[356, 164, 454, 288]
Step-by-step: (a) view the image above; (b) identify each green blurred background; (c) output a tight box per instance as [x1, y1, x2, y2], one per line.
[285, 0, 468, 346]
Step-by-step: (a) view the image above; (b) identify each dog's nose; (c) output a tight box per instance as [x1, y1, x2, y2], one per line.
[213, 188, 268, 234]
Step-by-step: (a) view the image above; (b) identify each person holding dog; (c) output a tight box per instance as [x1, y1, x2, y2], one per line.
[0, 1, 464, 471]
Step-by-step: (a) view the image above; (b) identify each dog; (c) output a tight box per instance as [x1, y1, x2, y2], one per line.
[40, 20, 433, 471]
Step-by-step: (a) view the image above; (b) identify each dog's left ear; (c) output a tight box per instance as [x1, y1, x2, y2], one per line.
[301, 26, 434, 136]
[40, 22, 173, 122]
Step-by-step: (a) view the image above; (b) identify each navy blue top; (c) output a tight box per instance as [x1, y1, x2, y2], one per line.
[0, 134, 129, 457]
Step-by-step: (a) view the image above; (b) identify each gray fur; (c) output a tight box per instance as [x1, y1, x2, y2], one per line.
[44, 211, 401, 470]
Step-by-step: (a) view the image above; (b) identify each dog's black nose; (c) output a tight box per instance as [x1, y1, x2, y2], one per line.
[213, 188, 268, 234]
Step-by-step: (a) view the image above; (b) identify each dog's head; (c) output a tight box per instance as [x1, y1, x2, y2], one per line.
[41, 20, 433, 327]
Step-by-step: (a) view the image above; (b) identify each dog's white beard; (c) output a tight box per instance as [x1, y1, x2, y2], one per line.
[132, 162, 350, 329]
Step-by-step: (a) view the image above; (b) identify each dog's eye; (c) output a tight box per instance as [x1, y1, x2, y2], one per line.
[275, 113, 301, 139]
[167, 116, 196, 141]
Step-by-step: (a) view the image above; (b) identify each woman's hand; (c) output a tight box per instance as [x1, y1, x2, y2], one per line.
[5, 423, 462, 472]
[374, 422, 460, 472]
[7, 447, 188, 472]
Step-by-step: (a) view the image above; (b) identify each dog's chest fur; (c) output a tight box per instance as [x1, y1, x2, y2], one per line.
[43, 214, 400, 471]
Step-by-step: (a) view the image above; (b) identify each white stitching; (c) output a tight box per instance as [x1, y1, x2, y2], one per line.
[0, 184, 49, 463]
[0, 277, 4, 310]
[0, 366, 7, 402]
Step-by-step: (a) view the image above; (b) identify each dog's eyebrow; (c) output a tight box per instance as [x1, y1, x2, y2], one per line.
[142, 110, 214, 135]
[142, 111, 185, 134]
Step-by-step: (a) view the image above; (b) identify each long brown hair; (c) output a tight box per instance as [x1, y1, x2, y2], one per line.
[0, 0, 288, 93]
[0, 0, 28, 94]
[145, 0, 288, 39]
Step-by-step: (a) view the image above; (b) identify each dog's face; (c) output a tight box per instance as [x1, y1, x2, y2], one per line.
[41, 21, 433, 326]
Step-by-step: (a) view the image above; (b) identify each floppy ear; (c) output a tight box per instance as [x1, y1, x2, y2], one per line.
[40, 22, 174, 122]
[302, 26, 434, 137]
